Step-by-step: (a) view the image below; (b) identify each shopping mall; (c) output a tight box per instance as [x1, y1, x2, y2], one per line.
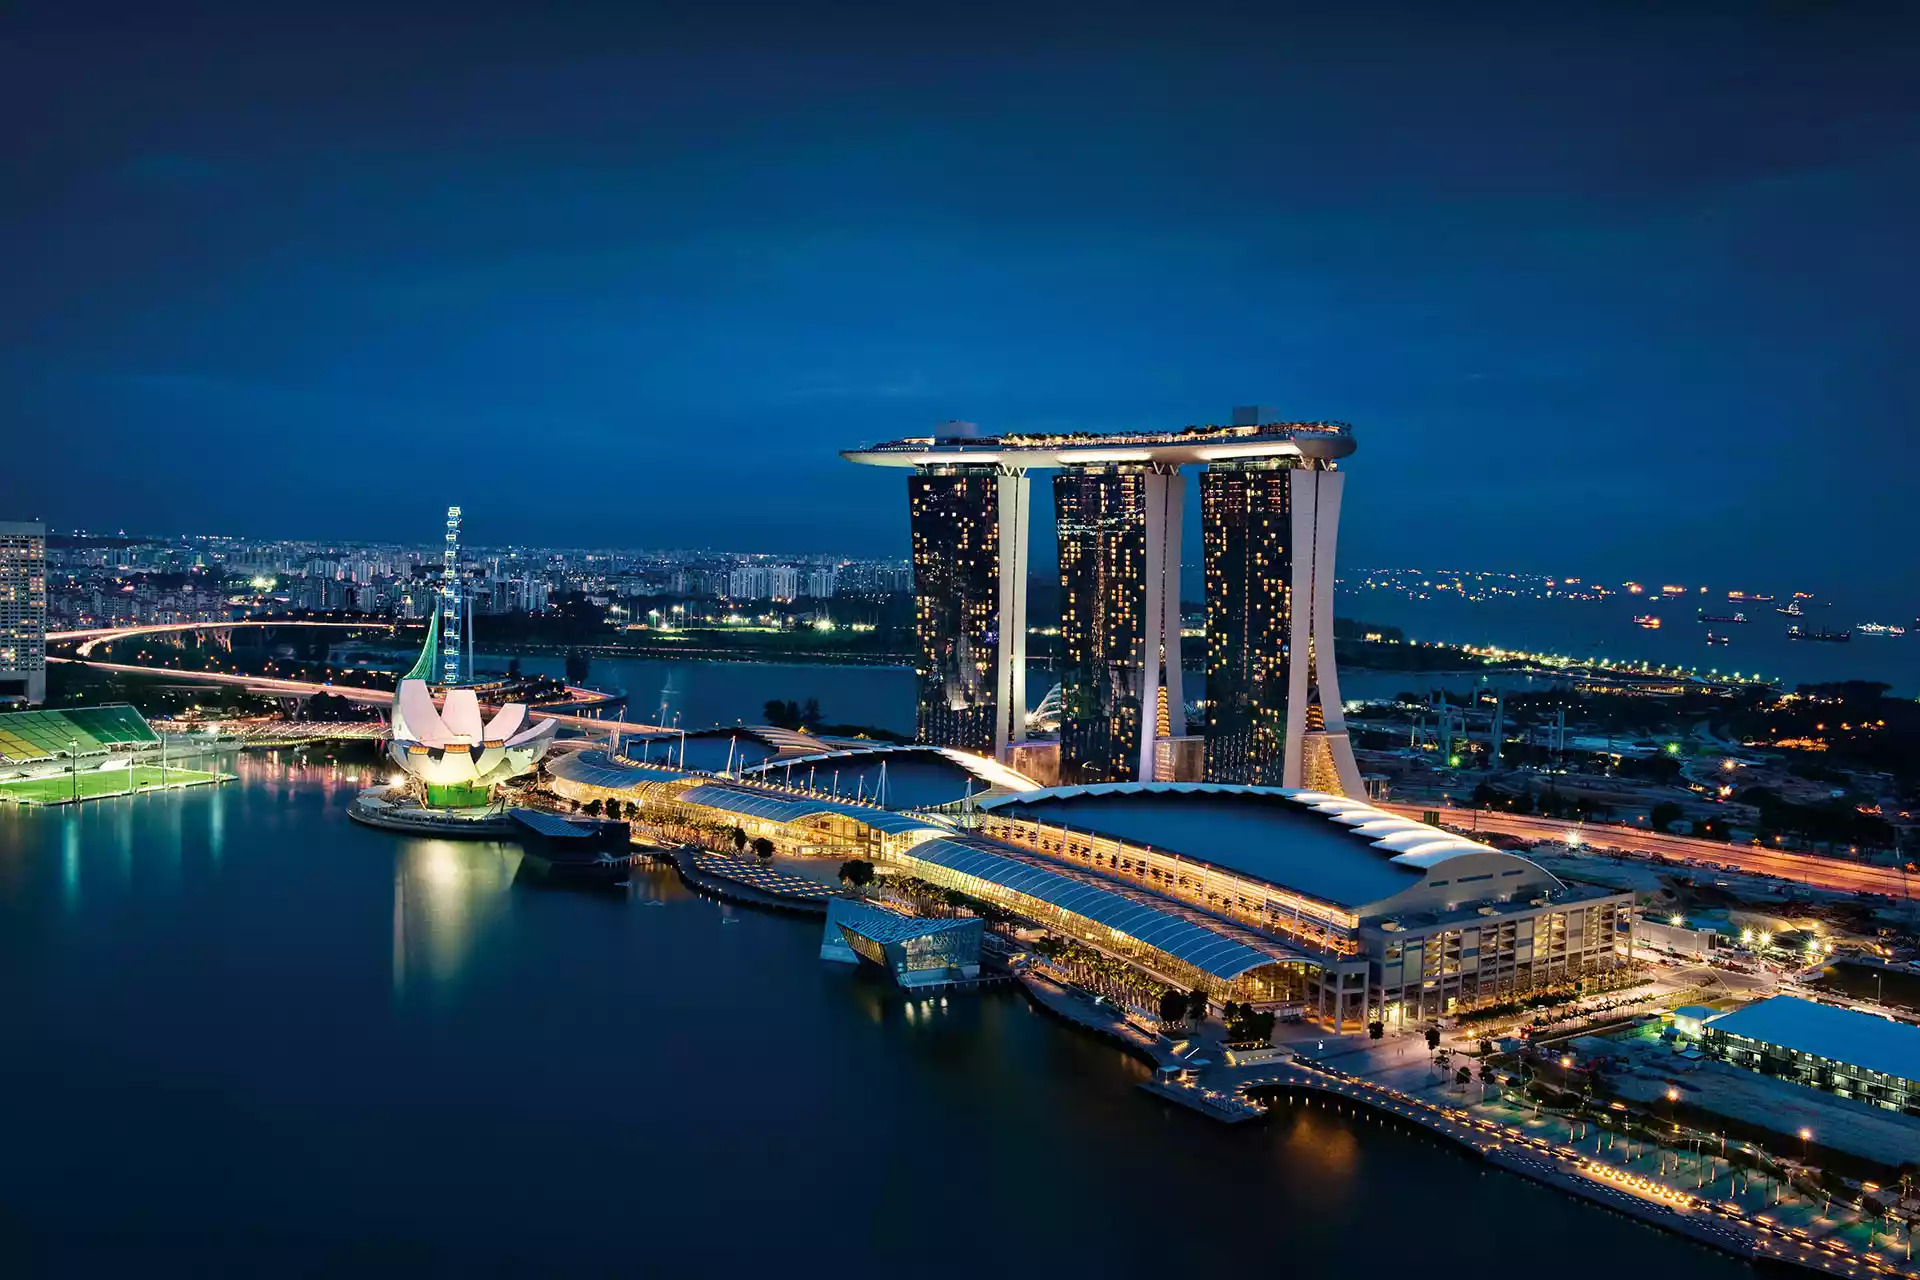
[550, 745, 1633, 1029]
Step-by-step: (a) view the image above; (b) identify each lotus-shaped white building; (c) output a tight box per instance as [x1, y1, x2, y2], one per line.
[386, 610, 557, 805]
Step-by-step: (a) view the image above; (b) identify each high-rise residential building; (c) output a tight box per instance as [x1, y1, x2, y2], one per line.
[0, 520, 48, 705]
[906, 465, 1029, 756]
[726, 566, 767, 600]
[847, 412, 1358, 795]
[805, 567, 839, 600]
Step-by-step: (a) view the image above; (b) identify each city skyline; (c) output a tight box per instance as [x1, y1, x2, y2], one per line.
[4, 2, 1918, 595]
[6, 6, 1920, 1275]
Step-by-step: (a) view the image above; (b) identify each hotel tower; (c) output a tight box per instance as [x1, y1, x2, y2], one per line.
[845, 409, 1364, 797]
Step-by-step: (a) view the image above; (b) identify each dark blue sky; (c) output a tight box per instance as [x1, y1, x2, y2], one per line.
[4, 1, 1916, 593]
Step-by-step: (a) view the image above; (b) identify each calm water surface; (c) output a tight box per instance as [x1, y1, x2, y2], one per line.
[0, 760, 1755, 1276]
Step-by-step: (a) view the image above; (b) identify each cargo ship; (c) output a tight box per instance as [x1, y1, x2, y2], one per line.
[1633, 615, 1661, 630]
[1785, 626, 1850, 643]
[1856, 622, 1907, 638]
[1698, 612, 1748, 624]
[1705, 632, 1731, 646]
[1776, 601, 1804, 616]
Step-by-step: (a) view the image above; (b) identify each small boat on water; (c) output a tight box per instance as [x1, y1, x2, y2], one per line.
[1777, 601, 1804, 616]
[1786, 626, 1851, 643]
[1633, 615, 1661, 630]
[1699, 612, 1748, 624]
[1856, 622, 1907, 638]
[1706, 632, 1731, 646]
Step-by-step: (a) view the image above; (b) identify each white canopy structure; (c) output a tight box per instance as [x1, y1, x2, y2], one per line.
[388, 677, 557, 793]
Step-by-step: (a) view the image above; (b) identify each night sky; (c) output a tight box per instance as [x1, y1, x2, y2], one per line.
[3, 2, 1916, 594]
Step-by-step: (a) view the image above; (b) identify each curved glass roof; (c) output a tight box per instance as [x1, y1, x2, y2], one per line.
[676, 783, 952, 837]
[905, 836, 1297, 980]
[549, 750, 688, 789]
[981, 782, 1558, 910]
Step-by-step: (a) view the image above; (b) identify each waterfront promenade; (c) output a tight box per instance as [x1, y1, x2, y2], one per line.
[670, 846, 844, 915]
[1006, 966, 1912, 1278]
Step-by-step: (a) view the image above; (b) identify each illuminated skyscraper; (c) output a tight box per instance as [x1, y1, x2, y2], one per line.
[1198, 457, 1362, 794]
[1054, 465, 1184, 784]
[1201, 462, 1290, 783]
[0, 520, 47, 706]
[847, 414, 1359, 795]
[907, 465, 1029, 756]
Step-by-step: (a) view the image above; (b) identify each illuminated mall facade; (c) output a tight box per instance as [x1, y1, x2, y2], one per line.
[845, 409, 1367, 797]
[550, 748, 1632, 1029]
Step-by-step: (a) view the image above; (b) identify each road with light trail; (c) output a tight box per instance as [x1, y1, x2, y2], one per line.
[1385, 804, 1914, 898]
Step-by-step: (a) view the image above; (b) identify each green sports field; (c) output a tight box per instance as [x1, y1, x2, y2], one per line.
[0, 765, 227, 805]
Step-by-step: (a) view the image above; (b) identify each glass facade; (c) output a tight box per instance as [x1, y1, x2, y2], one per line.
[1367, 899, 1631, 1027]
[1200, 462, 1292, 784]
[908, 467, 1001, 753]
[1054, 465, 1148, 784]
[0, 521, 46, 705]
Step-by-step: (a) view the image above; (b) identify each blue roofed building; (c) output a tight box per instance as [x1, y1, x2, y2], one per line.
[1702, 996, 1920, 1116]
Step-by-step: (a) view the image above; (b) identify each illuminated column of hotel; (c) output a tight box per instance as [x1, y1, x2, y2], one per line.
[1281, 467, 1366, 797]
[907, 467, 1002, 754]
[1054, 465, 1148, 784]
[1136, 463, 1186, 782]
[993, 467, 1031, 761]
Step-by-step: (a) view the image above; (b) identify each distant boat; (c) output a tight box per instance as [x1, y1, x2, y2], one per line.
[1698, 612, 1748, 624]
[1777, 602, 1804, 616]
[1706, 632, 1731, 646]
[1633, 615, 1662, 630]
[1786, 626, 1850, 643]
[1856, 622, 1907, 638]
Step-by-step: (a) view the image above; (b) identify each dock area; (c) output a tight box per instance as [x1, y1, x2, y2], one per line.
[0, 764, 231, 805]
[672, 846, 846, 916]
[1011, 965, 1911, 1277]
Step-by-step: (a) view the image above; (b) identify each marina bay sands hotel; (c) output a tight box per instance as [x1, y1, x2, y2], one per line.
[843, 408, 1366, 797]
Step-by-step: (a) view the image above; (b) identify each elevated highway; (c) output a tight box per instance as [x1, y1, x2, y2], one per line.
[1388, 804, 1914, 899]
[53, 638, 659, 732]
[49, 618, 394, 657]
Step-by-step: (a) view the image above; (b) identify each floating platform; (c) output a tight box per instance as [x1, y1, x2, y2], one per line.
[346, 785, 517, 838]
[508, 808, 645, 884]
[0, 764, 230, 806]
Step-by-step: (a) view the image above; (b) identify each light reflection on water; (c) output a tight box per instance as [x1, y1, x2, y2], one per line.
[390, 838, 523, 999]
[0, 760, 1757, 1277]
